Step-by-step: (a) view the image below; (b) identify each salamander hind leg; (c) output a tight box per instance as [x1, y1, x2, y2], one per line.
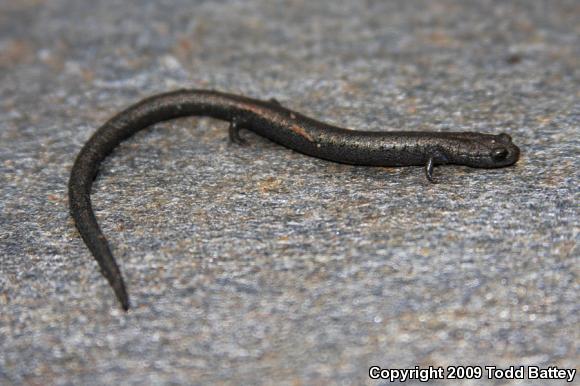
[228, 118, 247, 146]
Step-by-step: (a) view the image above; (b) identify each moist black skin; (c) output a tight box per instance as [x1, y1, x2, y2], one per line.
[68, 89, 521, 310]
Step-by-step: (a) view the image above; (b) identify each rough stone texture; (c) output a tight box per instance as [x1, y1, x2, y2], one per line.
[0, 0, 578, 385]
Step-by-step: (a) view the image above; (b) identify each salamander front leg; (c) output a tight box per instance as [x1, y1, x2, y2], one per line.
[425, 157, 436, 183]
[228, 118, 247, 146]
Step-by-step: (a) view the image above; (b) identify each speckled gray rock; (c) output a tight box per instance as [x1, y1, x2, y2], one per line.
[0, 0, 578, 385]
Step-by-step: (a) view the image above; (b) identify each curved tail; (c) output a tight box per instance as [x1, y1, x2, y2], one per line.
[69, 143, 131, 310]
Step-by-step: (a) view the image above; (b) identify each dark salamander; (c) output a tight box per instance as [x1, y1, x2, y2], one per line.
[69, 89, 520, 310]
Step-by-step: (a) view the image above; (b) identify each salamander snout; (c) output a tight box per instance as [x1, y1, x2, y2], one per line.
[453, 132, 520, 168]
[488, 133, 520, 167]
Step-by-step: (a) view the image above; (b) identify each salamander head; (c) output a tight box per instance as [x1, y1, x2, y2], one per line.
[449, 133, 520, 168]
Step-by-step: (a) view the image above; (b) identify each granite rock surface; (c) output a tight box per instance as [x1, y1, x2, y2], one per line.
[0, 0, 578, 385]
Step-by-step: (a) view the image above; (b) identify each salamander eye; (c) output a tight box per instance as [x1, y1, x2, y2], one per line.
[491, 147, 509, 161]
